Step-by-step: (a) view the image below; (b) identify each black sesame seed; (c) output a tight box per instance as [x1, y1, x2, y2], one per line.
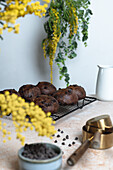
[62, 138, 66, 141]
[68, 144, 71, 147]
[72, 141, 75, 145]
[58, 129, 60, 132]
[54, 140, 57, 143]
[61, 131, 64, 133]
[75, 137, 78, 140]
[57, 134, 60, 138]
[66, 135, 69, 139]
[62, 142, 65, 145]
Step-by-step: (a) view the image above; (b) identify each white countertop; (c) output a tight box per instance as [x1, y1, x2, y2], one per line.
[0, 99, 113, 170]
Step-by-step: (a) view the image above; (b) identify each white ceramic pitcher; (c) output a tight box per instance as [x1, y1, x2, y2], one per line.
[96, 65, 113, 101]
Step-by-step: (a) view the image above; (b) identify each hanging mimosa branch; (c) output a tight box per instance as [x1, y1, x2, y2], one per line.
[42, 0, 93, 86]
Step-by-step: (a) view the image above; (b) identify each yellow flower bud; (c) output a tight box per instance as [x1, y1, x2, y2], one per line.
[7, 131, 11, 135]
[8, 136, 11, 140]
[2, 129, 7, 134]
[8, 27, 13, 32]
[3, 123, 6, 126]
[4, 91, 10, 96]
[0, 28, 3, 35]
[3, 139, 6, 143]
[3, 134, 6, 138]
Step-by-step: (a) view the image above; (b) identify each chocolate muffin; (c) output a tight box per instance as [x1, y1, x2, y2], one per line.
[36, 82, 56, 95]
[67, 85, 86, 100]
[34, 95, 59, 113]
[0, 89, 20, 96]
[19, 84, 34, 96]
[52, 88, 78, 105]
[18, 84, 41, 102]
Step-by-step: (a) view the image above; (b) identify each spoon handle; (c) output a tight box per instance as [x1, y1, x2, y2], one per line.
[67, 136, 94, 166]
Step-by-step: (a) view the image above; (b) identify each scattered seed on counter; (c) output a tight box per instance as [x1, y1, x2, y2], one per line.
[57, 129, 61, 132]
[66, 135, 69, 139]
[68, 144, 71, 147]
[62, 142, 65, 145]
[75, 137, 78, 140]
[57, 134, 60, 138]
[62, 138, 66, 141]
[54, 140, 57, 143]
[61, 131, 64, 134]
[72, 141, 75, 145]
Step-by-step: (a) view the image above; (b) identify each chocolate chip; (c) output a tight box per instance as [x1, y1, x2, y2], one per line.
[40, 106, 45, 109]
[75, 137, 78, 140]
[68, 88, 72, 92]
[52, 99, 56, 103]
[52, 134, 55, 137]
[54, 140, 57, 143]
[62, 142, 65, 145]
[73, 85, 77, 87]
[29, 95, 32, 98]
[45, 103, 49, 107]
[54, 95, 57, 98]
[68, 89, 72, 94]
[57, 134, 60, 138]
[68, 144, 71, 147]
[22, 143, 58, 160]
[72, 141, 75, 145]
[66, 135, 69, 139]
[62, 138, 66, 141]
[24, 144, 29, 150]
[48, 103, 52, 106]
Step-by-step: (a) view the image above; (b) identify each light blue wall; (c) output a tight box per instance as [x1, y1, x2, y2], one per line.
[1, 0, 113, 95]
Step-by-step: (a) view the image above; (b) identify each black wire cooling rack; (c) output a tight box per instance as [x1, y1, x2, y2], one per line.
[51, 96, 97, 121]
[3, 96, 97, 122]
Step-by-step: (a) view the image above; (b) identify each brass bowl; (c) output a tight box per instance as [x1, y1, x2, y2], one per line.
[82, 125, 113, 149]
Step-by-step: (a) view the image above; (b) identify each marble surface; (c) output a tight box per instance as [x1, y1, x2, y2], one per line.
[0, 99, 113, 170]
